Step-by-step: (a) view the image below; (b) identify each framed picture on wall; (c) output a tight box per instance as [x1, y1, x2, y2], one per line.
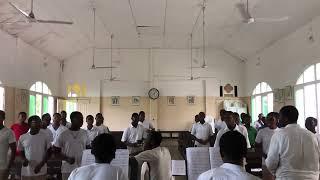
[111, 96, 120, 106]
[187, 96, 195, 105]
[274, 89, 284, 103]
[284, 86, 294, 100]
[132, 96, 140, 106]
[167, 96, 176, 106]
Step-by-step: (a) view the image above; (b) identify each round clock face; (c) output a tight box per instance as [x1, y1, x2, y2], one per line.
[148, 88, 160, 100]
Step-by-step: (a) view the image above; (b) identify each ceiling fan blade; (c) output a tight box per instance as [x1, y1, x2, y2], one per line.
[9, 2, 30, 18]
[254, 17, 289, 23]
[37, 19, 73, 25]
[236, 3, 251, 20]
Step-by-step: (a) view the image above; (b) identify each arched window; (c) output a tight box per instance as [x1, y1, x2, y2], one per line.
[295, 63, 320, 129]
[251, 82, 273, 121]
[66, 92, 78, 121]
[0, 81, 4, 111]
[29, 81, 54, 116]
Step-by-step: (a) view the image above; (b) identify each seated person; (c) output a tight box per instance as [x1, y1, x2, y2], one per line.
[68, 134, 127, 180]
[198, 131, 260, 180]
[131, 131, 172, 180]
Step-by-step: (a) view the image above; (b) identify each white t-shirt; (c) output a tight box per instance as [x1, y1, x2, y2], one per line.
[0, 127, 16, 170]
[18, 130, 51, 176]
[85, 126, 99, 143]
[121, 124, 146, 154]
[95, 125, 110, 135]
[41, 128, 54, 143]
[266, 124, 320, 179]
[139, 120, 154, 130]
[135, 147, 172, 180]
[68, 163, 128, 180]
[54, 129, 90, 173]
[214, 119, 226, 132]
[255, 127, 278, 164]
[48, 124, 67, 144]
[191, 122, 214, 147]
[198, 163, 261, 180]
[214, 125, 251, 149]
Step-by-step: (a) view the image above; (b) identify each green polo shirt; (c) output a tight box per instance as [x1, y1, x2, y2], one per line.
[247, 126, 257, 147]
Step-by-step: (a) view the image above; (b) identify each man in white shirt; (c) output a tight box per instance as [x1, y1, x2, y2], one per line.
[131, 131, 172, 180]
[18, 115, 51, 180]
[215, 109, 227, 132]
[85, 115, 99, 146]
[190, 115, 200, 132]
[54, 111, 90, 180]
[41, 113, 54, 143]
[254, 114, 265, 130]
[68, 133, 128, 180]
[139, 111, 155, 131]
[191, 112, 214, 147]
[214, 111, 251, 149]
[48, 113, 67, 144]
[234, 112, 249, 137]
[95, 113, 110, 134]
[255, 112, 278, 180]
[61, 111, 71, 128]
[121, 113, 146, 155]
[0, 110, 16, 180]
[266, 106, 320, 180]
[198, 131, 260, 180]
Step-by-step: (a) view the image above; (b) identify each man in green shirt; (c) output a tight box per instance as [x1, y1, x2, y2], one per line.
[242, 114, 257, 147]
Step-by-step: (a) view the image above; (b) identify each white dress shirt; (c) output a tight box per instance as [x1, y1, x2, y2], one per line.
[85, 126, 99, 143]
[135, 147, 172, 180]
[191, 122, 214, 147]
[266, 124, 320, 180]
[198, 163, 261, 180]
[48, 124, 67, 144]
[95, 125, 110, 135]
[121, 124, 146, 154]
[215, 119, 227, 132]
[139, 120, 154, 130]
[255, 127, 278, 165]
[214, 125, 251, 149]
[68, 163, 128, 180]
[0, 127, 16, 170]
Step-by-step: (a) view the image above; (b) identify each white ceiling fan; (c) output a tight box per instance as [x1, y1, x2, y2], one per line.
[9, 0, 73, 25]
[236, 0, 289, 24]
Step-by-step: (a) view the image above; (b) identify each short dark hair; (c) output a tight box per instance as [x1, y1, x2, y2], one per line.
[139, 111, 145, 115]
[91, 133, 116, 163]
[0, 110, 5, 120]
[70, 111, 82, 121]
[86, 115, 94, 120]
[306, 117, 317, 127]
[19, 112, 27, 117]
[132, 113, 139, 119]
[96, 113, 103, 117]
[219, 131, 247, 161]
[28, 115, 41, 125]
[53, 113, 61, 117]
[42, 113, 51, 120]
[280, 106, 299, 123]
[149, 131, 162, 146]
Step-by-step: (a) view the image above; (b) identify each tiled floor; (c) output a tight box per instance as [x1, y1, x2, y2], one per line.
[161, 139, 187, 180]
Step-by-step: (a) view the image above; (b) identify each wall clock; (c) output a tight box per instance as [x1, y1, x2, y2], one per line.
[148, 88, 160, 100]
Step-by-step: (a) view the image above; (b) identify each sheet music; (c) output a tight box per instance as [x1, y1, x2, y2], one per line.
[209, 147, 223, 169]
[186, 147, 210, 180]
[81, 149, 129, 177]
[172, 160, 186, 176]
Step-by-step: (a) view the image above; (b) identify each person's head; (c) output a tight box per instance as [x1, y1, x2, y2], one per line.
[224, 111, 236, 130]
[91, 133, 116, 164]
[242, 114, 252, 127]
[0, 110, 5, 125]
[198, 112, 206, 123]
[194, 115, 199, 123]
[131, 113, 139, 127]
[219, 131, 247, 165]
[305, 117, 318, 134]
[41, 113, 51, 128]
[18, 112, 27, 123]
[86, 115, 94, 126]
[28, 115, 41, 134]
[279, 106, 299, 127]
[61, 111, 67, 119]
[53, 113, 61, 126]
[144, 131, 162, 150]
[233, 112, 240, 125]
[258, 113, 264, 120]
[240, 113, 246, 121]
[139, 111, 145, 122]
[266, 112, 278, 129]
[220, 109, 226, 117]
[95, 113, 104, 126]
[70, 111, 83, 129]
